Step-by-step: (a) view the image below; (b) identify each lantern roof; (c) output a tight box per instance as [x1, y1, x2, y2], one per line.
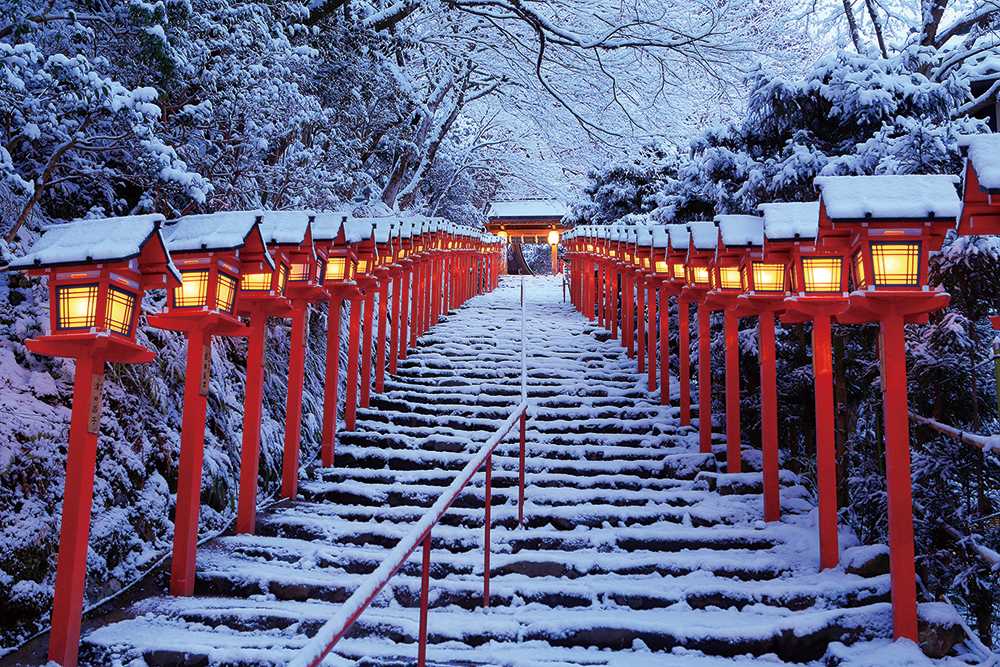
[758, 201, 819, 241]
[962, 134, 1000, 193]
[162, 211, 274, 269]
[10, 214, 173, 271]
[344, 218, 376, 243]
[815, 175, 961, 222]
[666, 224, 690, 251]
[258, 211, 314, 246]
[311, 212, 350, 243]
[650, 226, 669, 249]
[716, 214, 763, 248]
[636, 226, 653, 247]
[372, 218, 393, 244]
[688, 222, 719, 251]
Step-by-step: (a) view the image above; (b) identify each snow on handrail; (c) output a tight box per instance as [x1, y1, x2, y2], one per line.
[288, 399, 530, 667]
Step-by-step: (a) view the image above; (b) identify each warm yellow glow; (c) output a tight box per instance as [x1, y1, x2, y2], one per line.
[609, 248, 617, 257]
[801, 257, 842, 293]
[871, 242, 920, 286]
[654, 260, 670, 274]
[672, 263, 685, 280]
[326, 255, 357, 282]
[586, 244, 594, 252]
[289, 263, 311, 282]
[548, 231, 560, 245]
[740, 265, 750, 292]
[642, 257, 650, 269]
[689, 266, 710, 285]
[277, 265, 289, 295]
[397, 248, 407, 261]
[751, 262, 786, 293]
[498, 231, 508, 241]
[57, 284, 98, 330]
[719, 266, 741, 290]
[357, 258, 370, 275]
[216, 273, 237, 313]
[175, 270, 209, 308]
[241, 271, 272, 292]
[106, 286, 136, 336]
[624, 252, 633, 264]
[852, 250, 866, 289]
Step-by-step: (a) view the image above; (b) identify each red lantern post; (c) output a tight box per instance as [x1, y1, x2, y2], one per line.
[708, 215, 768, 474]
[815, 174, 959, 642]
[231, 215, 294, 535]
[681, 222, 718, 454]
[762, 200, 847, 567]
[149, 212, 275, 592]
[344, 221, 378, 430]
[12, 215, 180, 667]
[312, 213, 360, 467]
[256, 212, 327, 500]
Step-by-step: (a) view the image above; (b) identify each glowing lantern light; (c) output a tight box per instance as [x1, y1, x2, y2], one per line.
[10, 214, 180, 667]
[814, 175, 960, 643]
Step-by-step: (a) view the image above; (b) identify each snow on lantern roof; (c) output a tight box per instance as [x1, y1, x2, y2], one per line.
[486, 200, 569, 220]
[688, 222, 719, 251]
[651, 226, 670, 249]
[814, 175, 961, 221]
[666, 224, 690, 250]
[373, 219, 393, 244]
[758, 201, 820, 241]
[636, 226, 653, 247]
[962, 134, 1000, 192]
[258, 211, 314, 246]
[164, 211, 262, 252]
[344, 218, 375, 243]
[11, 214, 167, 269]
[716, 214, 763, 247]
[311, 212, 349, 242]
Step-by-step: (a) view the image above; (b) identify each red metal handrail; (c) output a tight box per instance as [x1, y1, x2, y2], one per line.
[287, 401, 529, 667]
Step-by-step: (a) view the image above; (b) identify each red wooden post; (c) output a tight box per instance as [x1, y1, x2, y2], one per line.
[519, 411, 526, 528]
[697, 304, 712, 454]
[411, 261, 422, 348]
[345, 296, 362, 431]
[321, 299, 341, 466]
[647, 282, 657, 392]
[389, 271, 403, 374]
[759, 311, 780, 522]
[375, 278, 389, 393]
[636, 275, 645, 373]
[360, 285, 376, 408]
[431, 258, 441, 327]
[813, 314, 839, 568]
[625, 270, 634, 355]
[678, 300, 691, 426]
[48, 353, 103, 667]
[609, 265, 618, 340]
[724, 309, 741, 474]
[399, 267, 411, 361]
[483, 453, 492, 608]
[170, 331, 210, 596]
[237, 308, 269, 535]
[418, 532, 431, 667]
[881, 314, 919, 640]
[281, 305, 308, 499]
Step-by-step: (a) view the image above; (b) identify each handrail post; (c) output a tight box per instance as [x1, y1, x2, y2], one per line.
[519, 411, 526, 528]
[483, 454, 492, 608]
[418, 532, 431, 667]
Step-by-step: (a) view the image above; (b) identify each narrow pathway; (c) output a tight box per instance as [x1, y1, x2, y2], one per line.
[78, 276, 967, 667]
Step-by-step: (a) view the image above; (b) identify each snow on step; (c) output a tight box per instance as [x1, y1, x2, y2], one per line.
[79, 276, 965, 667]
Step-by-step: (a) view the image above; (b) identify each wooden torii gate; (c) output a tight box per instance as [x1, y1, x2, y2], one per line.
[485, 200, 570, 274]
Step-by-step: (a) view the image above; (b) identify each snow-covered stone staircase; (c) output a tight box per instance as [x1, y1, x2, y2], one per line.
[77, 276, 966, 667]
